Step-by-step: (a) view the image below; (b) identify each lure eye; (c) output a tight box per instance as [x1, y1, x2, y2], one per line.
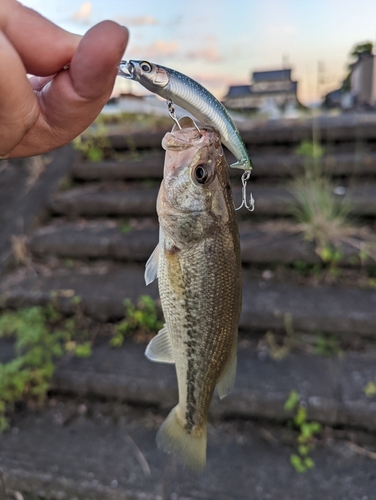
[194, 165, 209, 184]
[140, 61, 152, 73]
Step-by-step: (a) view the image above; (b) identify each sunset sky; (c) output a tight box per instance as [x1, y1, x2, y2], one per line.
[21, 0, 376, 104]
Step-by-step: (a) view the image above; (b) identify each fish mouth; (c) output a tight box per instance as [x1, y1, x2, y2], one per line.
[118, 60, 135, 79]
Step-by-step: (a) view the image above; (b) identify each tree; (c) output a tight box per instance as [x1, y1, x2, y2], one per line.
[350, 42, 373, 59]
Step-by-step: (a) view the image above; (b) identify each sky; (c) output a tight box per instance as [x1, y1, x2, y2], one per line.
[21, 0, 376, 104]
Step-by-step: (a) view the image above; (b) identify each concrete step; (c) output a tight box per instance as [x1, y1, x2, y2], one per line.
[50, 339, 376, 432]
[49, 184, 160, 217]
[48, 182, 376, 218]
[28, 220, 376, 267]
[107, 113, 376, 149]
[72, 151, 376, 181]
[2, 400, 376, 500]
[0, 147, 73, 276]
[2, 264, 376, 337]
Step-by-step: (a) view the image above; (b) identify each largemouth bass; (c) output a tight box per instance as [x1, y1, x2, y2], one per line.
[144, 117, 242, 473]
[118, 60, 252, 172]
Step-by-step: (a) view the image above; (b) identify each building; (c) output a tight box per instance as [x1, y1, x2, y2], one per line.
[350, 52, 376, 108]
[322, 51, 376, 111]
[223, 69, 299, 111]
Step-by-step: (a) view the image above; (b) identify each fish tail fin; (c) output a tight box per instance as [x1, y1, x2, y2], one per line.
[156, 405, 207, 474]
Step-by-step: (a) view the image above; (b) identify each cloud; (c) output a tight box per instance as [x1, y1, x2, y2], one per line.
[129, 40, 180, 59]
[190, 71, 247, 89]
[71, 2, 92, 23]
[186, 46, 224, 63]
[113, 15, 158, 26]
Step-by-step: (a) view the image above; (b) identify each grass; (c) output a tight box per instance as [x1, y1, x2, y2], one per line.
[291, 140, 352, 259]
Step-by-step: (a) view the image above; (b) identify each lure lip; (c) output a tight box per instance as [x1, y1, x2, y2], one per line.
[118, 60, 134, 79]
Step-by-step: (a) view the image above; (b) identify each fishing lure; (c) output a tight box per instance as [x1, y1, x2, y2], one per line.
[118, 60, 254, 211]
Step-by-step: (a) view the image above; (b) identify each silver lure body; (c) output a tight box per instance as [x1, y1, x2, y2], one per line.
[118, 60, 252, 171]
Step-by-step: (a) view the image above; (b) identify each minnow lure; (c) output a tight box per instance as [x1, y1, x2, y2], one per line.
[118, 60, 252, 172]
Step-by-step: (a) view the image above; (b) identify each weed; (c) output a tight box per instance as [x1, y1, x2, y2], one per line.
[364, 380, 376, 397]
[95, 112, 172, 132]
[263, 314, 300, 360]
[0, 305, 92, 431]
[291, 140, 352, 258]
[284, 390, 321, 473]
[72, 124, 111, 162]
[119, 221, 132, 234]
[110, 295, 163, 347]
[63, 258, 74, 268]
[293, 260, 323, 277]
[314, 334, 342, 357]
[59, 177, 73, 192]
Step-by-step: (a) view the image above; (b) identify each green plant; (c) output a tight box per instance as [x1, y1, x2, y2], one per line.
[0, 305, 92, 431]
[110, 295, 163, 347]
[72, 124, 111, 162]
[296, 139, 324, 161]
[314, 333, 342, 357]
[263, 314, 301, 361]
[364, 380, 376, 397]
[284, 390, 321, 473]
[291, 140, 351, 259]
[293, 260, 323, 277]
[118, 220, 132, 234]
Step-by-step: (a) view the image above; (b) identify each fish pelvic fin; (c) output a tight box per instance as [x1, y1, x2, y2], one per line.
[156, 406, 207, 474]
[216, 335, 237, 400]
[145, 325, 175, 364]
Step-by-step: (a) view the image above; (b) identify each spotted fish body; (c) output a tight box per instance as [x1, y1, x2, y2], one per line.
[118, 60, 252, 171]
[144, 119, 242, 472]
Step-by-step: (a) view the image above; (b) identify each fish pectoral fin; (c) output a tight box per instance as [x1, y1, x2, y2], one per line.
[145, 325, 175, 364]
[144, 243, 159, 286]
[216, 336, 237, 400]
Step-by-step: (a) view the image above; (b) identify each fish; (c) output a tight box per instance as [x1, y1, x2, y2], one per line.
[144, 117, 242, 473]
[118, 59, 252, 172]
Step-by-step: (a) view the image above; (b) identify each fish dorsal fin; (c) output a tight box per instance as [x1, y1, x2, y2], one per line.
[145, 325, 175, 364]
[144, 243, 159, 286]
[216, 336, 237, 399]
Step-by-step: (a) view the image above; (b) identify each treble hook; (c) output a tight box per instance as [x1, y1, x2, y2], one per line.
[235, 171, 255, 212]
[166, 99, 182, 129]
[166, 99, 202, 133]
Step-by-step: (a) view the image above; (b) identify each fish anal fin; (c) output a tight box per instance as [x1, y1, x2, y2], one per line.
[145, 243, 159, 286]
[145, 325, 175, 364]
[216, 336, 237, 400]
[156, 405, 207, 474]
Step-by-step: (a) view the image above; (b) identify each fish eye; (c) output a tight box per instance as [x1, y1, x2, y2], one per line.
[194, 164, 209, 184]
[140, 61, 152, 73]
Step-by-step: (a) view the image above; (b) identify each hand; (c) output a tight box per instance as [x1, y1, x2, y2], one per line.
[0, 0, 129, 158]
